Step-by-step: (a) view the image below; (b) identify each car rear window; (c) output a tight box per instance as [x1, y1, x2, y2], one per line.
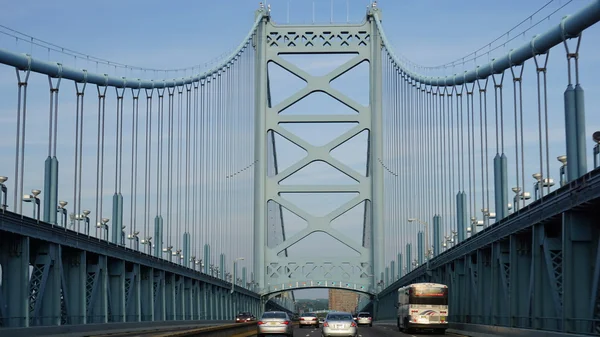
[328, 314, 353, 321]
[302, 313, 316, 317]
[262, 312, 287, 319]
[358, 313, 371, 317]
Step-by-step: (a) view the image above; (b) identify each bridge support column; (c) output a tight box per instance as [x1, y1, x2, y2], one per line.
[125, 263, 140, 322]
[433, 215, 441, 256]
[111, 193, 123, 245]
[154, 216, 163, 257]
[175, 275, 184, 320]
[203, 244, 210, 275]
[43, 156, 59, 225]
[456, 192, 468, 241]
[182, 232, 190, 268]
[184, 277, 192, 320]
[219, 253, 225, 280]
[165, 273, 175, 319]
[107, 259, 125, 322]
[490, 240, 510, 326]
[493, 154, 509, 221]
[153, 269, 165, 321]
[62, 249, 86, 325]
[562, 210, 593, 333]
[476, 249, 487, 325]
[466, 253, 478, 323]
[87, 254, 108, 324]
[509, 234, 531, 328]
[529, 223, 545, 330]
[193, 280, 201, 320]
[202, 283, 208, 320]
[140, 266, 154, 321]
[27, 242, 61, 326]
[405, 243, 412, 273]
[563, 81, 587, 182]
[417, 231, 424, 265]
[397, 253, 402, 278]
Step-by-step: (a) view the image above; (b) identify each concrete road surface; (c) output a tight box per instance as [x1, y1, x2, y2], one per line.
[249, 322, 467, 337]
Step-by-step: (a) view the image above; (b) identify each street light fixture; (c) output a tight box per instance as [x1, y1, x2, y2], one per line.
[96, 218, 109, 240]
[0, 176, 8, 212]
[23, 189, 41, 220]
[82, 210, 91, 235]
[557, 155, 567, 187]
[121, 225, 126, 246]
[57, 201, 68, 227]
[141, 236, 153, 254]
[594, 131, 600, 168]
[128, 231, 140, 250]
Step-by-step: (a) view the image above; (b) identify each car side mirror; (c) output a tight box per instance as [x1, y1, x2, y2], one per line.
[394, 304, 399, 308]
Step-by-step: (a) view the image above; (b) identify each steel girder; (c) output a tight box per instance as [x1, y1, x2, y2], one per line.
[369, 180, 600, 334]
[0, 232, 263, 329]
[0, 211, 258, 299]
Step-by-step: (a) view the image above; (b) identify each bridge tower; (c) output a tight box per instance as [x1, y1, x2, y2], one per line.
[253, 4, 385, 295]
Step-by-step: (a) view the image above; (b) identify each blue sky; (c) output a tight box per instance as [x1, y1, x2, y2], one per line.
[0, 0, 599, 299]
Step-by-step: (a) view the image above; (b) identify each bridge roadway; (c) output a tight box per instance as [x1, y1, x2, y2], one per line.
[245, 323, 469, 337]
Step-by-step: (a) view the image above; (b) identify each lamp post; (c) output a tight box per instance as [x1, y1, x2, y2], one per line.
[231, 257, 245, 294]
[532, 173, 542, 200]
[57, 201, 68, 227]
[96, 218, 109, 241]
[82, 210, 91, 235]
[23, 189, 41, 220]
[407, 218, 431, 273]
[121, 225, 126, 246]
[594, 132, 600, 168]
[141, 237, 153, 254]
[163, 245, 173, 261]
[0, 176, 8, 212]
[128, 231, 140, 250]
[557, 155, 567, 187]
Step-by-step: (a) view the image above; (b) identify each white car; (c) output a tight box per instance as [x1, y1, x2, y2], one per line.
[299, 312, 319, 328]
[322, 312, 357, 337]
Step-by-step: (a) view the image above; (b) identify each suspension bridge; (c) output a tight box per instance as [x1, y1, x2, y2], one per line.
[0, 1, 600, 336]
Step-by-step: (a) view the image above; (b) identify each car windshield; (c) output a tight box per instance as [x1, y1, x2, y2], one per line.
[327, 314, 353, 321]
[262, 312, 287, 319]
[302, 313, 316, 317]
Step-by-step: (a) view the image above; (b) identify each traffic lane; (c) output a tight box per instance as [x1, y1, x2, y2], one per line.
[247, 323, 465, 337]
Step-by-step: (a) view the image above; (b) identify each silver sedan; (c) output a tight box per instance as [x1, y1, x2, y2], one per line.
[257, 311, 293, 336]
[322, 312, 358, 337]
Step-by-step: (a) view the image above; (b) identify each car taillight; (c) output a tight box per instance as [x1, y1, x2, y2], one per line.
[351, 322, 357, 327]
[368, 317, 372, 320]
[257, 321, 264, 325]
[323, 322, 329, 327]
[311, 317, 317, 321]
[283, 321, 290, 325]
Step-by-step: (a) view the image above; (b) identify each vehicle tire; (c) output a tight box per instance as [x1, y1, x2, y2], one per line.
[369, 323, 372, 327]
[435, 328, 446, 334]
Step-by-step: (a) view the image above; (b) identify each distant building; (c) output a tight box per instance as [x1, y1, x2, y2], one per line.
[328, 289, 359, 313]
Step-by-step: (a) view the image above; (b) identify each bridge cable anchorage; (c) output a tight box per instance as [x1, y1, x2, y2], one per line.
[166, 86, 175, 255]
[45, 69, 62, 225]
[130, 87, 141, 247]
[476, 77, 490, 227]
[13, 62, 31, 215]
[94, 83, 108, 238]
[509, 63, 525, 211]
[533, 51, 550, 199]
[73, 73, 87, 233]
